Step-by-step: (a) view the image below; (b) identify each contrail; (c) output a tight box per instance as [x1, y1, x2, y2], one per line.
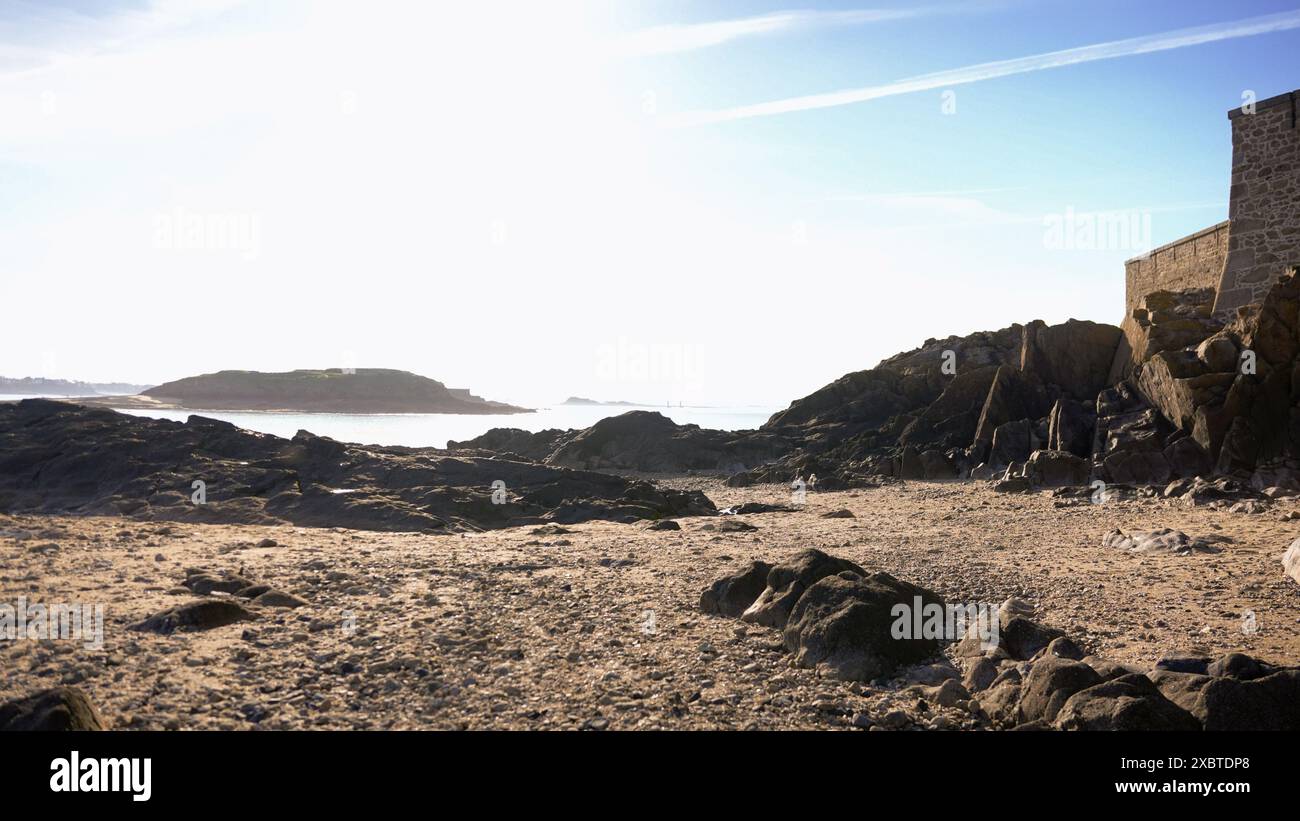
[610, 7, 934, 57]
[665, 8, 1300, 126]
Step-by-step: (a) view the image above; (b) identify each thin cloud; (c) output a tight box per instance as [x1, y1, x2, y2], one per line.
[666, 8, 1300, 125]
[609, 7, 931, 58]
[0, 0, 250, 77]
[825, 185, 1027, 201]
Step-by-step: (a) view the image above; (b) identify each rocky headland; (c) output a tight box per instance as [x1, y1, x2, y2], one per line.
[90, 368, 532, 415]
[458, 268, 1300, 505]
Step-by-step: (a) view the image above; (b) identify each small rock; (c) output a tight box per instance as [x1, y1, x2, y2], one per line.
[252, 590, 309, 609]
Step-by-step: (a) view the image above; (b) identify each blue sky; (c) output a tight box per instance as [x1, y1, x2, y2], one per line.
[1, 1, 1298, 406]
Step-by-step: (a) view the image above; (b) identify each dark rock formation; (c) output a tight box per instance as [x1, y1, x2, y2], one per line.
[1150, 661, 1300, 731]
[740, 549, 866, 629]
[699, 561, 773, 618]
[1020, 319, 1122, 401]
[999, 616, 1065, 660]
[1053, 674, 1201, 731]
[783, 570, 946, 682]
[453, 411, 792, 474]
[1023, 450, 1089, 488]
[446, 427, 568, 462]
[719, 269, 1300, 491]
[1017, 657, 1102, 724]
[0, 401, 715, 532]
[0, 687, 107, 731]
[1047, 398, 1094, 457]
[973, 366, 1052, 453]
[129, 599, 259, 634]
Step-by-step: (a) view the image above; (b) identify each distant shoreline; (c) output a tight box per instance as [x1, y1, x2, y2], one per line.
[6, 394, 536, 416]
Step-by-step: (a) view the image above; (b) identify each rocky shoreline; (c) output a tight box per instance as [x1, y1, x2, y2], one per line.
[5, 271, 1300, 731]
[0, 400, 713, 533]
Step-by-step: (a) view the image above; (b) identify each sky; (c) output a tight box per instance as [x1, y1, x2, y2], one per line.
[1, 0, 1298, 408]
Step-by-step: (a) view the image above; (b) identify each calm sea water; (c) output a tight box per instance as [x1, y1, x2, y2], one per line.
[1, 396, 779, 449]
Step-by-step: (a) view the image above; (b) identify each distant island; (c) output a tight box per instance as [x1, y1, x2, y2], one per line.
[74, 369, 531, 414]
[0, 376, 151, 396]
[561, 396, 639, 406]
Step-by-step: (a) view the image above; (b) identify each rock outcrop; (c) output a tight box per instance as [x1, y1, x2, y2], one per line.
[0, 400, 715, 532]
[452, 411, 792, 474]
[709, 268, 1300, 493]
[1119, 269, 1300, 484]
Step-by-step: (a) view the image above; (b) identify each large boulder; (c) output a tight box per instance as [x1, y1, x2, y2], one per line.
[977, 675, 1025, 727]
[0, 687, 107, 731]
[998, 616, 1065, 660]
[1150, 654, 1300, 731]
[1024, 450, 1089, 488]
[1097, 407, 1167, 461]
[700, 561, 773, 618]
[1053, 674, 1201, 731]
[1017, 657, 1103, 724]
[740, 549, 866, 629]
[1114, 287, 1221, 380]
[1285, 538, 1300, 587]
[1136, 350, 1235, 431]
[782, 570, 946, 682]
[919, 449, 957, 480]
[1103, 449, 1170, 485]
[1197, 333, 1240, 373]
[988, 419, 1033, 466]
[1163, 436, 1212, 478]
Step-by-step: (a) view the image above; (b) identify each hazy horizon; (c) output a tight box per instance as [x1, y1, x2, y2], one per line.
[4, 0, 1299, 407]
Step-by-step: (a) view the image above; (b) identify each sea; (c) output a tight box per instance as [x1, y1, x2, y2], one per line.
[0, 396, 780, 449]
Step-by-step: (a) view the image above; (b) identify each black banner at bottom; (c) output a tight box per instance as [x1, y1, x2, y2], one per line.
[8, 730, 1284, 807]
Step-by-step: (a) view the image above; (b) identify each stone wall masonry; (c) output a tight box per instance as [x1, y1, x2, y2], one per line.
[1124, 221, 1229, 317]
[1215, 91, 1300, 314]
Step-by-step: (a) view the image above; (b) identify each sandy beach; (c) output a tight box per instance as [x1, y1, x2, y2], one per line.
[5, 478, 1296, 731]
